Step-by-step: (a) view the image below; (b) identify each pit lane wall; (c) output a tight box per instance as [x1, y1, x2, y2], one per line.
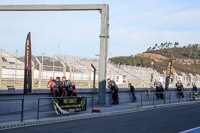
[0, 88, 193, 114]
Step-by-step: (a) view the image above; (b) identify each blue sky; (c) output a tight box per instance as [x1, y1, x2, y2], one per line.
[0, 0, 200, 58]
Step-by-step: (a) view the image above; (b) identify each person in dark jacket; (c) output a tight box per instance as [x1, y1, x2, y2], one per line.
[128, 83, 137, 102]
[154, 79, 164, 99]
[55, 77, 63, 97]
[72, 82, 77, 96]
[107, 78, 119, 105]
[176, 80, 184, 98]
[62, 76, 74, 96]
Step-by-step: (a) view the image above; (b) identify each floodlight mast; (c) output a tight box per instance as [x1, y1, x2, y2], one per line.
[0, 4, 109, 105]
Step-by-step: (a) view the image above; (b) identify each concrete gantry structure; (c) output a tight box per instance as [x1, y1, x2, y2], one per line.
[0, 4, 109, 105]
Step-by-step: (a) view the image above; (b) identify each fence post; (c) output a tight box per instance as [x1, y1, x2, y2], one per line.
[153, 94, 155, 105]
[164, 92, 166, 104]
[141, 94, 142, 107]
[37, 98, 40, 120]
[91, 64, 96, 90]
[92, 97, 94, 113]
[21, 99, 24, 122]
[178, 92, 180, 103]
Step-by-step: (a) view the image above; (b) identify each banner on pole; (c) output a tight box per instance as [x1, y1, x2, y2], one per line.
[53, 97, 87, 114]
[165, 59, 173, 90]
[24, 32, 32, 94]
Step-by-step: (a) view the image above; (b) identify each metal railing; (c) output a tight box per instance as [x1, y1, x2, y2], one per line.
[140, 91, 197, 107]
[0, 98, 24, 122]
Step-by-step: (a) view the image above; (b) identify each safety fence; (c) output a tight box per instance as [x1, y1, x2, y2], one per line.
[0, 96, 94, 123]
[140, 91, 197, 107]
[0, 91, 199, 124]
[0, 98, 24, 122]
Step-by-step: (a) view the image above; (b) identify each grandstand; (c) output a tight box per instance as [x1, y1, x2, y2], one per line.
[1, 50, 198, 89]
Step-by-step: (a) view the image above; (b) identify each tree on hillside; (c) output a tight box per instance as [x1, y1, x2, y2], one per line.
[160, 43, 164, 49]
[154, 43, 158, 50]
[187, 44, 192, 48]
[189, 48, 193, 57]
[174, 42, 179, 48]
[194, 52, 198, 59]
[146, 47, 152, 52]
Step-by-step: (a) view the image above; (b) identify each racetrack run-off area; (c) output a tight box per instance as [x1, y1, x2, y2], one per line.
[1, 103, 200, 133]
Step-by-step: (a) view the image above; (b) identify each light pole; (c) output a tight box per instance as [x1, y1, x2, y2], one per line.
[42, 52, 45, 79]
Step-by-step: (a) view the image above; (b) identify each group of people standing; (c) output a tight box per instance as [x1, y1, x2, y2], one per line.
[48, 76, 199, 103]
[153, 79, 185, 99]
[48, 76, 77, 97]
[107, 78, 137, 105]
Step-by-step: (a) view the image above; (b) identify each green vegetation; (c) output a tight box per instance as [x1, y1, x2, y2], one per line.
[110, 56, 153, 67]
[111, 42, 200, 75]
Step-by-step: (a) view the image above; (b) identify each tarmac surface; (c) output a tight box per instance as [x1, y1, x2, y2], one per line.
[1, 102, 200, 133]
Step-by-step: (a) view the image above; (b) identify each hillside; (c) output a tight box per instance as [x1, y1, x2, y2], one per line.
[110, 43, 200, 75]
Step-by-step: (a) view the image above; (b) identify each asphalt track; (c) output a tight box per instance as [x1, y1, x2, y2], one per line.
[1, 103, 200, 133]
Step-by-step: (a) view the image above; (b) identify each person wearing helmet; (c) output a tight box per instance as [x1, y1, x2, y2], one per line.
[176, 80, 184, 98]
[62, 76, 74, 96]
[154, 79, 164, 99]
[107, 78, 119, 105]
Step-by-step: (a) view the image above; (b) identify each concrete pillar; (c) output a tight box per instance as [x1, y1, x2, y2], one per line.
[126, 72, 128, 87]
[0, 57, 2, 88]
[181, 72, 187, 87]
[113, 71, 116, 82]
[189, 73, 194, 86]
[36, 57, 42, 88]
[69, 65, 72, 80]
[196, 74, 200, 86]
[59, 60, 66, 76]
[98, 4, 109, 105]
[173, 71, 178, 87]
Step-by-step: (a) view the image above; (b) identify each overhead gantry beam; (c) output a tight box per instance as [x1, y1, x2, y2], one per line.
[0, 4, 109, 105]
